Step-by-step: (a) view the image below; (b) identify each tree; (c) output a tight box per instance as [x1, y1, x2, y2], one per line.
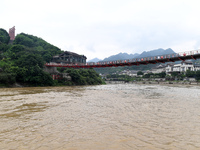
[157, 72, 166, 78]
[137, 71, 144, 76]
[0, 28, 10, 44]
[195, 70, 200, 81]
[13, 33, 62, 62]
[186, 70, 196, 78]
[63, 68, 104, 85]
[143, 73, 154, 78]
[14, 34, 34, 47]
[171, 72, 179, 77]
[0, 43, 10, 52]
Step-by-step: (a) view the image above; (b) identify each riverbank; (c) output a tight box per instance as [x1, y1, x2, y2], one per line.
[105, 80, 200, 85]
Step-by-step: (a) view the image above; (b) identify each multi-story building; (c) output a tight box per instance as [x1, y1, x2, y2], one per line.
[165, 63, 174, 73]
[166, 61, 200, 74]
[52, 51, 87, 64]
[148, 61, 200, 75]
[194, 64, 200, 71]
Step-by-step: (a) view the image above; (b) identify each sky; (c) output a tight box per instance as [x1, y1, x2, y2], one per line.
[1, 0, 200, 60]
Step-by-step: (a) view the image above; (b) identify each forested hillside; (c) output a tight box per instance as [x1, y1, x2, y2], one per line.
[13, 33, 63, 62]
[0, 29, 10, 52]
[0, 29, 104, 87]
[0, 30, 63, 86]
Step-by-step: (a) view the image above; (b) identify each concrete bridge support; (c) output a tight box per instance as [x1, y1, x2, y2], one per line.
[43, 66, 59, 74]
[43, 66, 71, 80]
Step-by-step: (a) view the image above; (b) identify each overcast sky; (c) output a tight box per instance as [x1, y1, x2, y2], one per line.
[1, 0, 200, 60]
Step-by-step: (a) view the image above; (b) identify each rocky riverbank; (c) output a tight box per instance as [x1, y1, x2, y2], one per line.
[105, 80, 200, 85]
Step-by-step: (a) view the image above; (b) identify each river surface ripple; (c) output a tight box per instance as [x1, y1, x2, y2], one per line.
[0, 84, 200, 150]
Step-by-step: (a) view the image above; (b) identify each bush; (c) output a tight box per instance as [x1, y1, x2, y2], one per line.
[63, 68, 104, 85]
[0, 73, 16, 85]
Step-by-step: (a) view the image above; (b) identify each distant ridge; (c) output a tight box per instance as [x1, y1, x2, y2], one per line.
[87, 57, 102, 62]
[92, 48, 175, 62]
[138, 48, 175, 58]
[103, 53, 139, 61]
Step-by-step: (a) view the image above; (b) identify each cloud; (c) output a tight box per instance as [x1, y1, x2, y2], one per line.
[1, 0, 200, 60]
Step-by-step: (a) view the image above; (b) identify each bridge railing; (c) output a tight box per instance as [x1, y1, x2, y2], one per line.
[178, 50, 199, 56]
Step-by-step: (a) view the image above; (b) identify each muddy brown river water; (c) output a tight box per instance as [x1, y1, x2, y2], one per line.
[0, 84, 200, 150]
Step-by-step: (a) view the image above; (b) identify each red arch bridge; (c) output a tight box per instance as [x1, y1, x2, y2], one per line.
[45, 50, 200, 68]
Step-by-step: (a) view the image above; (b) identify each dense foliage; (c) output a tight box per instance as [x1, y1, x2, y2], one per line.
[13, 33, 62, 62]
[0, 73, 16, 86]
[143, 72, 166, 78]
[58, 68, 105, 85]
[0, 29, 11, 53]
[0, 43, 55, 86]
[137, 71, 144, 76]
[0, 28, 10, 44]
[106, 74, 137, 82]
[0, 29, 104, 87]
[185, 70, 200, 81]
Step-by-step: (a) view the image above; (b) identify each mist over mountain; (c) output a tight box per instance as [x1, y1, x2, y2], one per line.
[89, 48, 175, 62]
[87, 58, 102, 62]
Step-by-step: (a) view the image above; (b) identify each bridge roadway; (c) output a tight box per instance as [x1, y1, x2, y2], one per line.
[45, 50, 200, 68]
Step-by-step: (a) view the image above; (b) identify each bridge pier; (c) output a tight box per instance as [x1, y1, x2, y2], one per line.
[43, 66, 59, 74]
[43, 66, 71, 80]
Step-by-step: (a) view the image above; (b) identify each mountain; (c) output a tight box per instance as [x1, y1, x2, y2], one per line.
[94, 48, 176, 74]
[103, 52, 139, 61]
[99, 48, 175, 62]
[138, 48, 175, 58]
[87, 57, 102, 62]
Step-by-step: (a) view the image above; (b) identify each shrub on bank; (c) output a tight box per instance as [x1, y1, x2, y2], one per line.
[59, 68, 105, 85]
[0, 73, 16, 86]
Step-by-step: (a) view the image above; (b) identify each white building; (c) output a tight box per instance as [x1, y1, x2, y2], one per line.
[119, 70, 138, 76]
[150, 61, 200, 75]
[166, 61, 200, 74]
[165, 63, 174, 73]
[194, 64, 200, 71]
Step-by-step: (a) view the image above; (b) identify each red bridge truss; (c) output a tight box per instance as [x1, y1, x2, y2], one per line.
[45, 50, 200, 68]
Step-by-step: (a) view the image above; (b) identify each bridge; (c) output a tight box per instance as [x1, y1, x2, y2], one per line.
[45, 50, 200, 68]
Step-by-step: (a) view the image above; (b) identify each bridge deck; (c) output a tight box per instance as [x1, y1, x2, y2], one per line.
[45, 50, 200, 68]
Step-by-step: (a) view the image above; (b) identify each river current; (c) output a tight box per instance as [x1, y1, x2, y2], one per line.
[0, 84, 200, 150]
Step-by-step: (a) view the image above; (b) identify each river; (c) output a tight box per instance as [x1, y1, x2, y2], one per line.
[0, 84, 200, 150]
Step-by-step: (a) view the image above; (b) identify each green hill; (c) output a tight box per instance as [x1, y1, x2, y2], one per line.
[0, 29, 10, 53]
[14, 33, 63, 62]
[0, 29, 104, 87]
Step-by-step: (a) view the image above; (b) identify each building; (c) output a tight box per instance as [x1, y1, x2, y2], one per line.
[194, 64, 200, 71]
[52, 51, 87, 64]
[146, 61, 200, 75]
[150, 64, 166, 74]
[165, 63, 174, 74]
[119, 70, 138, 76]
[166, 61, 199, 74]
[9, 26, 15, 41]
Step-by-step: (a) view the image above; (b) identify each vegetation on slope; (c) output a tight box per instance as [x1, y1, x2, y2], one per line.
[0, 28, 11, 52]
[13, 33, 62, 62]
[58, 68, 105, 85]
[0, 29, 104, 87]
[0, 29, 10, 44]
